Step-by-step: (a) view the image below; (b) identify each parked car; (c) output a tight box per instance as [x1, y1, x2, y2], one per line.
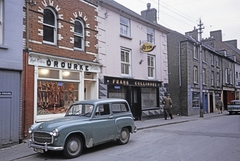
[227, 100, 240, 115]
[28, 98, 137, 158]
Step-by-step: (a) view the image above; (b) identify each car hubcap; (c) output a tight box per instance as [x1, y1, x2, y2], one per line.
[121, 131, 127, 140]
[68, 140, 79, 153]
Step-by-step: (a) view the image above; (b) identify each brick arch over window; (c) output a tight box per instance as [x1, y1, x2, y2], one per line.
[43, 7, 57, 45]
[74, 18, 85, 51]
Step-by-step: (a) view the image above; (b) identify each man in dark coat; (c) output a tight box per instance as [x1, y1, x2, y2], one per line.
[216, 97, 223, 114]
[162, 93, 173, 120]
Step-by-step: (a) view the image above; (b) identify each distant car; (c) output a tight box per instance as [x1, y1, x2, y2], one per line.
[227, 100, 240, 115]
[28, 98, 137, 158]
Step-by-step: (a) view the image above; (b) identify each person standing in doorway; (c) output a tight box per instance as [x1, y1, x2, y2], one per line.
[162, 93, 173, 120]
[216, 97, 223, 114]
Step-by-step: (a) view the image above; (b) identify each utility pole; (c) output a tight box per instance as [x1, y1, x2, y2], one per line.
[198, 19, 204, 118]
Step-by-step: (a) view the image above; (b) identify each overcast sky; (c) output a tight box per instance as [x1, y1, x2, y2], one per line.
[115, 0, 240, 48]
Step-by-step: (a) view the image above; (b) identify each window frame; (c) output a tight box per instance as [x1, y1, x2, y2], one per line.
[147, 27, 154, 43]
[74, 19, 85, 51]
[210, 54, 214, 66]
[193, 66, 198, 84]
[43, 7, 57, 45]
[211, 71, 214, 86]
[147, 54, 155, 79]
[193, 46, 198, 60]
[120, 16, 130, 37]
[121, 48, 131, 76]
[203, 68, 206, 85]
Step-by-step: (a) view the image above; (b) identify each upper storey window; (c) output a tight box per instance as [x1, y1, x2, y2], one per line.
[147, 27, 154, 43]
[120, 16, 130, 37]
[74, 19, 84, 51]
[43, 7, 57, 45]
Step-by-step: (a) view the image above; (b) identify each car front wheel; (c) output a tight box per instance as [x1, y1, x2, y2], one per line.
[117, 127, 130, 145]
[63, 135, 83, 159]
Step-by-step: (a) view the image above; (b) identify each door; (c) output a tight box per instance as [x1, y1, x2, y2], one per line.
[132, 87, 141, 120]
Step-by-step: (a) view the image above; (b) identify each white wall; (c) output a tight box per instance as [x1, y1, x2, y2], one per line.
[98, 6, 168, 84]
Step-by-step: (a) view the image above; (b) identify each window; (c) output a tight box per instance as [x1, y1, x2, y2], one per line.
[95, 104, 110, 116]
[236, 72, 238, 79]
[216, 72, 220, 87]
[148, 55, 155, 78]
[225, 68, 232, 84]
[120, 16, 130, 37]
[147, 27, 154, 43]
[74, 19, 84, 50]
[112, 103, 129, 114]
[43, 7, 57, 44]
[193, 46, 198, 59]
[192, 92, 200, 108]
[210, 54, 214, 66]
[0, 0, 3, 44]
[216, 56, 220, 67]
[121, 48, 131, 76]
[193, 66, 198, 83]
[203, 68, 206, 85]
[211, 71, 214, 86]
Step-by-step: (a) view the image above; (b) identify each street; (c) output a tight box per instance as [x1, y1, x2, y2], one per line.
[9, 114, 240, 161]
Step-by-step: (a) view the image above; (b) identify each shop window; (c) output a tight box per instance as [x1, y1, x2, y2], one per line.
[120, 16, 130, 37]
[108, 85, 126, 99]
[141, 88, 157, 109]
[192, 92, 200, 108]
[43, 7, 57, 45]
[62, 70, 79, 80]
[37, 81, 78, 115]
[38, 68, 59, 79]
[74, 18, 84, 50]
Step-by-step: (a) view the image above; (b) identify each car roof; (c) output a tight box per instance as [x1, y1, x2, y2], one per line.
[73, 98, 128, 105]
[231, 100, 240, 102]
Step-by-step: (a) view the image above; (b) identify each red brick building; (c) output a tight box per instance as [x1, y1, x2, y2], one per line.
[22, 0, 100, 138]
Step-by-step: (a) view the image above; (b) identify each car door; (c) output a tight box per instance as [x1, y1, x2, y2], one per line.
[91, 103, 116, 144]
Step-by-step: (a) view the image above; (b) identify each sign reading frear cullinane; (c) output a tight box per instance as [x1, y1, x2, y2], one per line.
[105, 76, 162, 87]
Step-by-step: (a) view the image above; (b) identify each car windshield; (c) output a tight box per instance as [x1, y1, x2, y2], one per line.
[65, 104, 94, 117]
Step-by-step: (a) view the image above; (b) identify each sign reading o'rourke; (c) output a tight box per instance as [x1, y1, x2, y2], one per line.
[140, 42, 155, 52]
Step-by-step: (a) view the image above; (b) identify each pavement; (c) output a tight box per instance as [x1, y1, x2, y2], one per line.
[0, 111, 228, 161]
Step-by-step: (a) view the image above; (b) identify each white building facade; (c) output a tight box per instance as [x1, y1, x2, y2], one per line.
[97, 0, 170, 120]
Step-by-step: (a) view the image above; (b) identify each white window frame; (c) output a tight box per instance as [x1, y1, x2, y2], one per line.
[0, 0, 3, 44]
[216, 56, 219, 67]
[193, 46, 198, 60]
[193, 66, 198, 84]
[74, 19, 84, 51]
[121, 48, 131, 76]
[43, 7, 57, 45]
[147, 27, 154, 43]
[211, 71, 214, 86]
[120, 16, 130, 37]
[203, 68, 206, 85]
[216, 72, 220, 87]
[148, 55, 155, 79]
[210, 54, 214, 66]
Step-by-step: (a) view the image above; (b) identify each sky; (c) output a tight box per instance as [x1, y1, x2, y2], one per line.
[115, 0, 240, 48]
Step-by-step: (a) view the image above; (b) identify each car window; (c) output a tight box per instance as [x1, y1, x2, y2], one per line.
[112, 103, 129, 114]
[66, 104, 93, 117]
[94, 104, 110, 116]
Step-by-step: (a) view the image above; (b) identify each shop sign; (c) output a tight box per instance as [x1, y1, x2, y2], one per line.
[140, 42, 155, 52]
[105, 77, 162, 87]
[28, 54, 100, 72]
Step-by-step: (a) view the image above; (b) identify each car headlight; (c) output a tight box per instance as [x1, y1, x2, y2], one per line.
[51, 128, 59, 137]
[28, 126, 34, 134]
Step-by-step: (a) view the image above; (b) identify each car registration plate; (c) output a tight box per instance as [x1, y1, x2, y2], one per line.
[34, 148, 44, 153]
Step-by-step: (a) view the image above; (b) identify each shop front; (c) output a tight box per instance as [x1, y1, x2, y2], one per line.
[28, 52, 100, 122]
[104, 76, 162, 120]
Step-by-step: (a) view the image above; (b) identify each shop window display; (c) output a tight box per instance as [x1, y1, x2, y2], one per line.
[37, 81, 78, 115]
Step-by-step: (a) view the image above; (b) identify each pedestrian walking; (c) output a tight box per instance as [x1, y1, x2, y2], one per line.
[162, 93, 173, 120]
[216, 97, 223, 114]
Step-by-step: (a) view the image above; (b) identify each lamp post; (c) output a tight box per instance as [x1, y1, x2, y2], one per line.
[198, 19, 204, 118]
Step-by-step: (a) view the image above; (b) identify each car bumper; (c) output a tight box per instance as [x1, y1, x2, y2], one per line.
[228, 108, 240, 112]
[28, 141, 64, 152]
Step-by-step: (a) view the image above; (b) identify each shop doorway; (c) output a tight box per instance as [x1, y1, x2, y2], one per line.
[209, 94, 213, 113]
[132, 87, 141, 120]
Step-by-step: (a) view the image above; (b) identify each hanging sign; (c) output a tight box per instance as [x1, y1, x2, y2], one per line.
[140, 42, 155, 52]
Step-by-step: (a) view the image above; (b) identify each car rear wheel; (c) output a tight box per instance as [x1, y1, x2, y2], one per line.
[63, 135, 83, 159]
[117, 127, 130, 145]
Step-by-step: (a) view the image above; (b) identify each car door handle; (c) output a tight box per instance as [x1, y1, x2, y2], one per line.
[109, 116, 113, 119]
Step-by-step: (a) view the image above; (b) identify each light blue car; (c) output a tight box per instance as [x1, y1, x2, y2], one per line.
[227, 100, 240, 115]
[28, 98, 137, 158]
